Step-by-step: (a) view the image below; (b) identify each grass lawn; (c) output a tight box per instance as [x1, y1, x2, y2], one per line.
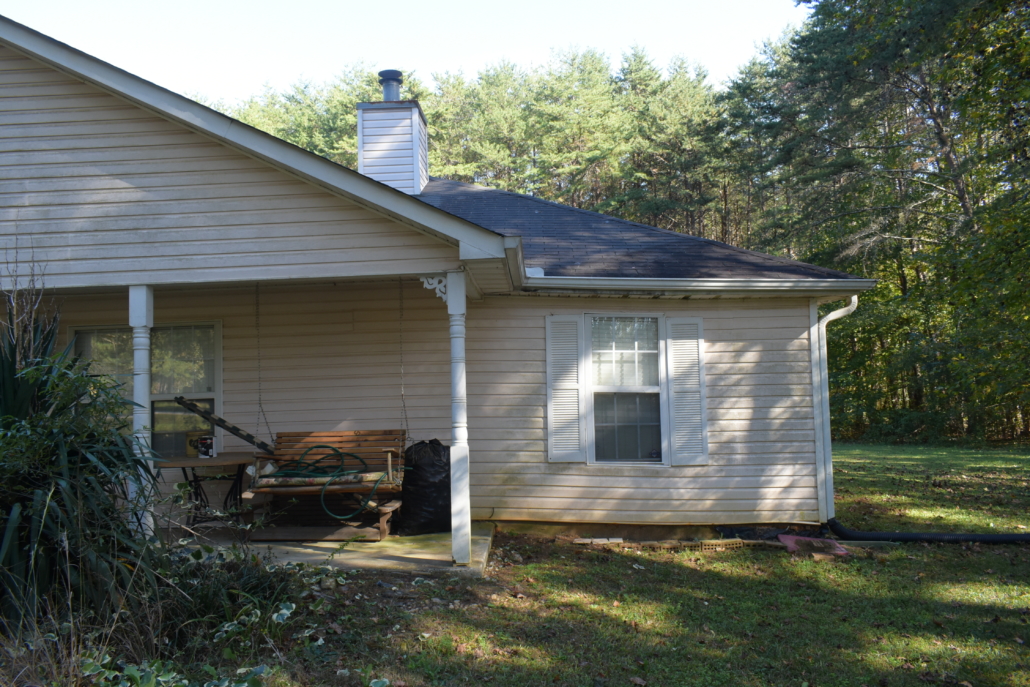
[255, 444, 1030, 687]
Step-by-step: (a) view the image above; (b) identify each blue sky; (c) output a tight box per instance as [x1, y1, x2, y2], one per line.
[3, 0, 809, 104]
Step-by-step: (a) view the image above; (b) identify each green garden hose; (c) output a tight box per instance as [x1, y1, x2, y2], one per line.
[270, 444, 387, 521]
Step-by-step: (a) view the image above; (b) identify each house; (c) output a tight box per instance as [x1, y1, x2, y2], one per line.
[0, 16, 874, 565]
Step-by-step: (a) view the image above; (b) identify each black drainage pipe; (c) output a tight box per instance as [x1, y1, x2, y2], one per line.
[828, 518, 1030, 544]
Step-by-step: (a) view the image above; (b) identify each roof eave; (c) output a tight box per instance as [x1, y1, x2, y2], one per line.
[521, 276, 877, 297]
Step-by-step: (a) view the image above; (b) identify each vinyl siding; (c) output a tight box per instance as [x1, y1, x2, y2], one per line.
[0, 46, 458, 289]
[56, 281, 453, 447]
[465, 297, 820, 525]
[358, 106, 427, 194]
[55, 285, 818, 527]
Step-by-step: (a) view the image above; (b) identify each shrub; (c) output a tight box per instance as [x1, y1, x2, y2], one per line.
[0, 290, 164, 627]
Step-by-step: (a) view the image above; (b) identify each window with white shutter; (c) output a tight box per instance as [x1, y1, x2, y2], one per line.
[545, 313, 708, 467]
[590, 316, 663, 463]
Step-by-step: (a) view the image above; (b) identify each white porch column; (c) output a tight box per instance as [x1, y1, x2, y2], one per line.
[129, 285, 154, 446]
[447, 270, 472, 565]
[128, 285, 154, 532]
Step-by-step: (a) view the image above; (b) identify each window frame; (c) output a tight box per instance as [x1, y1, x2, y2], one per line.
[70, 320, 224, 452]
[584, 312, 672, 468]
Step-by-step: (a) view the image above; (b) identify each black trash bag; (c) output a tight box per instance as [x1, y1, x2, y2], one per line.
[397, 439, 451, 536]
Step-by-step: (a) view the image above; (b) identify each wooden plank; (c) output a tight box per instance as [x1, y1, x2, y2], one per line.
[273, 446, 405, 452]
[278, 431, 406, 439]
[247, 484, 402, 495]
[273, 443, 404, 450]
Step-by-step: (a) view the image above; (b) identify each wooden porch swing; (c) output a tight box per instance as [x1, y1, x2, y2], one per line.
[174, 281, 412, 542]
[246, 429, 406, 541]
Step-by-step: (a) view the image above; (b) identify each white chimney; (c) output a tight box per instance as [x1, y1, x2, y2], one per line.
[357, 70, 428, 194]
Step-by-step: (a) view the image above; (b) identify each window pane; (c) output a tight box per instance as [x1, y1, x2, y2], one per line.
[616, 421, 639, 462]
[639, 424, 662, 461]
[594, 423, 616, 462]
[74, 329, 134, 397]
[151, 325, 216, 395]
[639, 392, 661, 419]
[593, 351, 615, 386]
[594, 392, 661, 463]
[591, 317, 615, 351]
[152, 398, 214, 458]
[594, 392, 616, 424]
[591, 316, 659, 387]
[75, 325, 217, 397]
[640, 352, 659, 387]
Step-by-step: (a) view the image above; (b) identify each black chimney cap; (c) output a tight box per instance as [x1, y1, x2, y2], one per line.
[378, 69, 403, 83]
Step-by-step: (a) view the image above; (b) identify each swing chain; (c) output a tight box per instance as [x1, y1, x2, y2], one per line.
[255, 283, 274, 443]
[399, 278, 410, 442]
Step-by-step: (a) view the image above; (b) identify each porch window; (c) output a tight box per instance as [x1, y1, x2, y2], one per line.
[74, 324, 219, 457]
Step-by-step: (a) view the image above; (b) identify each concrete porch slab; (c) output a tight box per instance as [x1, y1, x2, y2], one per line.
[190, 521, 495, 576]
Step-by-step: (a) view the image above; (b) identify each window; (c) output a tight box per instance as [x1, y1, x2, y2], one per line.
[74, 324, 220, 457]
[591, 317, 662, 463]
[546, 313, 707, 466]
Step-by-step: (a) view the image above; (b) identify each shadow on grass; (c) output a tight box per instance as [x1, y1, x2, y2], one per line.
[377, 535, 1030, 687]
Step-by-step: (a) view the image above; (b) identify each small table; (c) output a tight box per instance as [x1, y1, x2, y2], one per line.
[160, 453, 254, 525]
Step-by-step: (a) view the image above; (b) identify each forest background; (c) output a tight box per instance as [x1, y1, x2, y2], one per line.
[224, 0, 1028, 444]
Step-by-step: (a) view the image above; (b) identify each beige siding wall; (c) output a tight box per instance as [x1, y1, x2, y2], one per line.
[56, 281, 453, 449]
[465, 297, 819, 525]
[0, 46, 458, 289]
[55, 285, 817, 526]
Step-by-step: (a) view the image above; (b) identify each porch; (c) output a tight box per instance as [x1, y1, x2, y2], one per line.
[183, 522, 495, 576]
[54, 274, 476, 565]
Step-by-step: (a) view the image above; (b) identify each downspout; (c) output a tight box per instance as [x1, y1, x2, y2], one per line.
[811, 295, 858, 522]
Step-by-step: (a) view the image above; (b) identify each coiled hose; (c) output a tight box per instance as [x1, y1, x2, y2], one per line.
[828, 517, 1030, 544]
[272, 445, 387, 520]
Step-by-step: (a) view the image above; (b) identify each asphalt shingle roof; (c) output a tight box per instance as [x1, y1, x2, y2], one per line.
[416, 177, 859, 280]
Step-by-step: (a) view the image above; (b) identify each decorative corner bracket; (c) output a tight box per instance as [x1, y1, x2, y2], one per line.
[420, 275, 447, 303]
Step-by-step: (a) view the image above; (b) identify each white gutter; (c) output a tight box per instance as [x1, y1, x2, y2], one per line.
[524, 275, 877, 295]
[810, 295, 859, 522]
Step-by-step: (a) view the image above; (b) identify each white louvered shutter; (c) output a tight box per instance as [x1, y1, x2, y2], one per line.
[665, 318, 709, 465]
[546, 314, 587, 462]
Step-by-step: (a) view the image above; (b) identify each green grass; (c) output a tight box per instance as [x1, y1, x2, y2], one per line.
[834, 443, 1030, 535]
[199, 445, 1030, 685]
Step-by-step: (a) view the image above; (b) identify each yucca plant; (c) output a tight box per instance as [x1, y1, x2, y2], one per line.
[0, 288, 164, 629]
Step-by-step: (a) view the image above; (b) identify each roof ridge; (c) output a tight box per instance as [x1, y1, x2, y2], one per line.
[423, 177, 854, 279]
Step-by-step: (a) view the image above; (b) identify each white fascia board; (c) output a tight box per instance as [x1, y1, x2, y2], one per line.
[459, 242, 502, 260]
[503, 237, 525, 289]
[523, 276, 878, 295]
[0, 15, 506, 261]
